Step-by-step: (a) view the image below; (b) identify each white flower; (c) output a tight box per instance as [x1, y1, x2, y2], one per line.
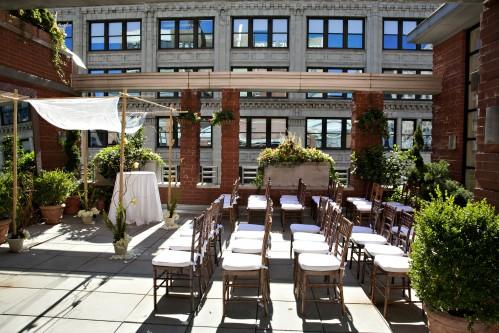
[133, 162, 139, 169]
[22, 229, 30, 239]
[115, 233, 132, 247]
[77, 210, 94, 217]
[90, 207, 100, 215]
[130, 198, 137, 205]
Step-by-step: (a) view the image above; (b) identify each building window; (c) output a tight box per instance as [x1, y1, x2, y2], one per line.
[89, 20, 141, 51]
[0, 102, 31, 126]
[383, 19, 432, 50]
[464, 25, 480, 190]
[382, 69, 433, 100]
[159, 18, 214, 49]
[232, 17, 288, 48]
[157, 67, 213, 98]
[157, 117, 180, 148]
[239, 117, 287, 148]
[307, 18, 364, 49]
[89, 68, 141, 96]
[401, 119, 416, 150]
[88, 131, 118, 148]
[307, 68, 363, 99]
[200, 118, 212, 147]
[306, 118, 351, 149]
[232, 67, 288, 98]
[383, 119, 397, 150]
[58, 21, 73, 50]
[421, 120, 432, 152]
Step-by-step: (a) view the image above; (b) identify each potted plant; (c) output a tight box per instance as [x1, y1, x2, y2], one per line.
[34, 170, 78, 225]
[103, 204, 131, 256]
[0, 172, 13, 244]
[410, 193, 499, 332]
[64, 187, 81, 215]
[177, 111, 201, 126]
[6, 173, 33, 253]
[163, 198, 179, 230]
[210, 109, 234, 126]
[77, 186, 99, 225]
[356, 107, 388, 137]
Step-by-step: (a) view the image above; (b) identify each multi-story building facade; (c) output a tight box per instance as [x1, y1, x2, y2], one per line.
[1, 1, 439, 183]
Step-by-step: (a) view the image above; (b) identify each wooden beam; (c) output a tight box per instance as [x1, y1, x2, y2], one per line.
[71, 72, 442, 94]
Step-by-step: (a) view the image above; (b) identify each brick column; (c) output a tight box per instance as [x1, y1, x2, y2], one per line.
[350, 91, 384, 196]
[476, 0, 499, 210]
[179, 90, 201, 194]
[221, 89, 240, 191]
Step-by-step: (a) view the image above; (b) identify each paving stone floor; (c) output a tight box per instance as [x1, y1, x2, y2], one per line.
[0, 211, 427, 333]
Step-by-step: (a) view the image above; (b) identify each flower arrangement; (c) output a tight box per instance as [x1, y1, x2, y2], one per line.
[210, 109, 234, 126]
[163, 197, 179, 229]
[178, 112, 201, 124]
[254, 134, 336, 187]
[77, 207, 100, 218]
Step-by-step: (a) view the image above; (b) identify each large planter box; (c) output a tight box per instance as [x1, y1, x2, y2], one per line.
[264, 162, 330, 188]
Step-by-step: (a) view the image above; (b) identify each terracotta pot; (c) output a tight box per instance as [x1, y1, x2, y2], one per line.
[113, 242, 128, 256]
[7, 238, 24, 253]
[81, 216, 94, 225]
[64, 196, 81, 215]
[0, 219, 10, 244]
[425, 304, 496, 333]
[40, 205, 64, 225]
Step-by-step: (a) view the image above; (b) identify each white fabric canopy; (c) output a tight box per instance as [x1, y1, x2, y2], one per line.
[26, 97, 122, 132]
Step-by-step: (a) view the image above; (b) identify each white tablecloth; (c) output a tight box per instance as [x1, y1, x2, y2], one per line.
[108, 171, 163, 226]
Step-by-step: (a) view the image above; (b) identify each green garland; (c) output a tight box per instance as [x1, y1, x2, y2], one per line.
[10, 9, 68, 84]
[210, 110, 234, 126]
[178, 112, 201, 124]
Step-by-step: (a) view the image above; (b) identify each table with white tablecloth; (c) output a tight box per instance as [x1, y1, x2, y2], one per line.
[108, 171, 163, 226]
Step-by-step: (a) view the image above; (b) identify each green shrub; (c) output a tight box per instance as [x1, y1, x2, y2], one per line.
[63, 130, 80, 175]
[0, 173, 13, 219]
[357, 108, 388, 137]
[34, 169, 78, 206]
[410, 194, 499, 325]
[93, 129, 164, 180]
[351, 145, 387, 184]
[1, 136, 36, 174]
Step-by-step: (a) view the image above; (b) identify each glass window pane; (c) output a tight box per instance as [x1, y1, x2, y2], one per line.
[308, 34, 323, 48]
[467, 111, 478, 138]
[384, 35, 398, 49]
[348, 20, 363, 34]
[384, 21, 398, 34]
[199, 19, 213, 34]
[402, 21, 417, 35]
[126, 21, 140, 35]
[271, 118, 286, 147]
[253, 33, 268, 47]
[179, 20, 194, 33]
[89, 130, 108, 147]
[328, 34, 342, 48]
[326, 119, 342, 148]
[402, 35, 416, 50]
[199, 33, 213, 48]
[346, 119, 352, 149]
[469, 27, 480, 53]
[160, 20, 175, 34]
[309, 19, 323, 33]
[272, 34, 287, 47]
[161, 34, 175, 48]
[273, 19, 287, 33]
[421, 120, 432, 151]
[383, 119, 396, 149]
[233, 33, 248, 47]
[108, 36, 122, 50]
[91, 37, 105, 50]
[127, 35, 140, 49]
[91, 23, 104, 36]
[253, 19, 268, 33]
[179, 34, 194, 48]
[200, 119, 212, 146]
[307, 119, 322, 133]
[347, 34, 362, 48]
[233, 19, 248, 33]
[308, 134, 322, 148]
[109, 22, 122, 36]
[328, 19, 343, 33]
[326, 119, 342, 133]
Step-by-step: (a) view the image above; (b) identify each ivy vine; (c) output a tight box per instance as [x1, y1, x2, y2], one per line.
[10, 9, 68, 84]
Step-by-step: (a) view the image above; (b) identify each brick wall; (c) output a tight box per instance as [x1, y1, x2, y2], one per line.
[475, 0, 499, 210]
[220, 89, 240, 192]
[179, 90, 201, 203]
[350, 91, 384, 197]
[432, 31, 467, 182]
[0, 11, 72, 170]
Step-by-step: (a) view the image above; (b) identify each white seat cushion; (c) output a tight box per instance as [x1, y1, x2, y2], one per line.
[350, 233, 387, 245]
[280, 195, 299, 203]
[247, 200, 267, 210]
[281, 203, 303, 211]
[248, 195, 266, 202]
[299, 253, 341, 271]
[292, 240, 329, 254]
[383, 201, 404, 207]
[347, 197, 366, 203]
[222, 253, 262, 271]
[223, 194, 232, 209]
[166, 238, 194, 251]
[355, 204, 372, 212]
[311, 196, 320, 206]
[152, 250, 195, 267]
[293, 232, 326, 242]
[236, 223, 265, 232]
[374, 255, 410, 273]
[230, 239, 263, 254]
[395, 205, 414, 213]
[290, 224, 320, 234]
[352, 226, 374, 234]
[364, 244, 404, 257]
[234, 230, 265, 240]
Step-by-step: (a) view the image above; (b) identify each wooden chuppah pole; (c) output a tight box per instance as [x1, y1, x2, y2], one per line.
[119, 89, 127, 207]
[81, 130, 88, 208]
[168, 109, 173, 206]
[12, 89, 18, 237]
